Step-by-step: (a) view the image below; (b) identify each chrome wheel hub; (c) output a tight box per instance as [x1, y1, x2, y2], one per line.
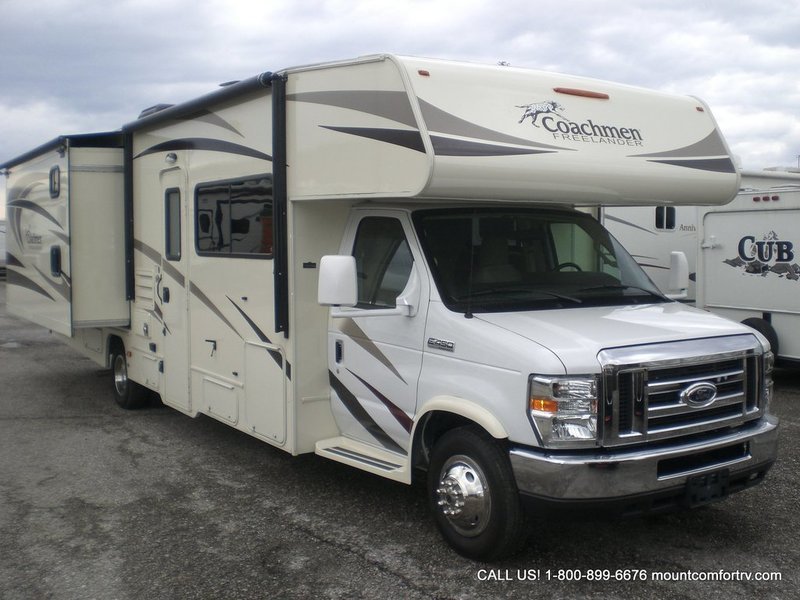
[435, 455, 491, 537]
[113, 354, 128, 396]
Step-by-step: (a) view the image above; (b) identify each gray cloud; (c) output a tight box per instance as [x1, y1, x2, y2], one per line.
[2, 0, 799, 212]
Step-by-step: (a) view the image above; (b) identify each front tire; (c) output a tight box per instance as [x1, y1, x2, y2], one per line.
[110, 342, 150, 410]
[427, 426, 528, 560]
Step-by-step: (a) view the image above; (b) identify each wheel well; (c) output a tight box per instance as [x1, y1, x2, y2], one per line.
[107, 335, 124, 368]
[742, 317, 779, 357]
[412, 411, 503, 476]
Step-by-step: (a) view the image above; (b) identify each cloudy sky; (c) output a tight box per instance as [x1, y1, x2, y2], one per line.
[2, 0, 799, 217]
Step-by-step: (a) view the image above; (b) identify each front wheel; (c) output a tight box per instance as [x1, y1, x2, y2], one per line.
[111, 342, 150, 410]
[427, 426, 528, 560]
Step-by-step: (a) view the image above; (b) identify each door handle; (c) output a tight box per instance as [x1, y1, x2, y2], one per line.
[163, 287, 171, 303]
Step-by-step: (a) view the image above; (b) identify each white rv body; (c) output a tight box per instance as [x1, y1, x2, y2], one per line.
[2, 55, 778, 560]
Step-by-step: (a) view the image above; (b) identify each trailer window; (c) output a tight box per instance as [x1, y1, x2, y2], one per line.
[165, 189, 181, 261]
[655, 206, 676, 230]
[195, 176, 273, 258]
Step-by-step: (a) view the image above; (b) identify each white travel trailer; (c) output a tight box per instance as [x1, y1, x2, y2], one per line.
[1, 55, 778, 560]
[603, 168, 800, 364]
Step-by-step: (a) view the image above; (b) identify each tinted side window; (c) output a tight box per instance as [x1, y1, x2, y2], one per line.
[165, 189, 181, 261]
[196, 176, 273, 257]
[655, 206, 676, 230]
[352, 217, 413, 309]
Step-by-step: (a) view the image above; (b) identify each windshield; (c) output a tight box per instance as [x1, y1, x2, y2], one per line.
[413, 207, 667, 313]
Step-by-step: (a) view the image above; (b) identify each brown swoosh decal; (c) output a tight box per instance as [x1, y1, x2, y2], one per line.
[337, 318, 406, 384]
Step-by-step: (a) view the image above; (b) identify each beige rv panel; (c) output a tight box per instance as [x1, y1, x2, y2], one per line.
[70, 147, 128, 327]
[284, 55, 739, 206]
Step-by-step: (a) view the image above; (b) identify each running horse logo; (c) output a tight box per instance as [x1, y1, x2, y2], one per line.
[517, 101, 565, 127]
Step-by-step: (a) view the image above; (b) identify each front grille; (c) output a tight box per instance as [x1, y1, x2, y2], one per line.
[599, 336, 764, 446]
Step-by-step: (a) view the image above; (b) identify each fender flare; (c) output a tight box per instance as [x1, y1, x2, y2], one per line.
[413, 395, 508, 440]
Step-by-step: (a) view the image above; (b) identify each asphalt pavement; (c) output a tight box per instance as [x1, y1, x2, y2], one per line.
[1, 281, 798, 599]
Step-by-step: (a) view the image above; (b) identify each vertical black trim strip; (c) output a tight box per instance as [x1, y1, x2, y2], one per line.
[271, 74, 289, 338]
[124, 133, 135, 300]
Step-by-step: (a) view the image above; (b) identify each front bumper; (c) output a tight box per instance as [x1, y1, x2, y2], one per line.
[509, 415, 779, 515]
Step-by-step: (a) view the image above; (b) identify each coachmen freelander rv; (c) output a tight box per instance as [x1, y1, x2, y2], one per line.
[603, 168, 800, 365]
[1, 55, 778, 560]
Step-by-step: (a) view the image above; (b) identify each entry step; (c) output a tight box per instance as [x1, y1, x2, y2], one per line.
[316, 437, 410, 483]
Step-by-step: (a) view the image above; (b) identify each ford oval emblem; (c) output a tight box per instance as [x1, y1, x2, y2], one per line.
[680, 382, 718, 408]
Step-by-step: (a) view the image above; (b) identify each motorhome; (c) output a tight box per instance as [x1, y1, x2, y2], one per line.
[603, 168, 800, 364]
[1, 55, 779, 560]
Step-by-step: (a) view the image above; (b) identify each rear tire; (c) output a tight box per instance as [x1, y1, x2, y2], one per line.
[742, 318, 779, 357]
[427, 426, 528, 561]
[110, 341, 150, 410]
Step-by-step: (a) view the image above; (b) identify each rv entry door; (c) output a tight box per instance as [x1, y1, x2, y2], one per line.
[159, 167, 191, 412]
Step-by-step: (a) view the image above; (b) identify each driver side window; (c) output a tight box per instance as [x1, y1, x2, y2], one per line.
[352, 217, 413, 309]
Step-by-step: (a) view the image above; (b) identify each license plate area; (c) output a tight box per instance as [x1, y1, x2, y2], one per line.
[684, 469, 730, 507]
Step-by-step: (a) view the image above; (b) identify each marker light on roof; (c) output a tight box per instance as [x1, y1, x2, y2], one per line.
[553, 87, 609, 99]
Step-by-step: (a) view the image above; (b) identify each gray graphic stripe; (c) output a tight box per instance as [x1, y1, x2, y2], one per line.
[6, 270, 54, 301]
[5, 253, 24, 269]
[133, 239, 184, 287]
[227, 296, 292, 380]
[134, 138, 272, 162]
[430, 135, 555, 157]
[632, 130, 729, 159]
[602, 214, 656, 236]
[287, 90, 418, 128]
[320, 126, 425, 153]
[338, 318, 406, 384]
[32, 265, 70, 301]
[190, 282, 242, 339]
[161, 259, 185, 288]
[7, 199, 64, 231]
[182, 110, 244, 137]
[418, 99, 570, 151]
[133, 239, 162, 265]
[647, 158, 736, 174]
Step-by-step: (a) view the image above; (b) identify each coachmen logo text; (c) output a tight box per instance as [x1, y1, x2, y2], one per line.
[517, 100, 644, 147]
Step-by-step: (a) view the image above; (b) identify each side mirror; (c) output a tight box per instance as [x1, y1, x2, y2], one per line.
[665, 251, 689, 300]
[318, 255, 357, 307]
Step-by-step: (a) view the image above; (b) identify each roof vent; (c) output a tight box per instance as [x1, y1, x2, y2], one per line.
[138, 103, 175, 119]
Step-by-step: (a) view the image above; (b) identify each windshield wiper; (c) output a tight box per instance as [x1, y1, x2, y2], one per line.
[578, 284, 666, 300]
[456, 286, 582, 304]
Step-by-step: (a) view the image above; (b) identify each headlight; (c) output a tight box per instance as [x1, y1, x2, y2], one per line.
[762, 351, 774, 410]
[528, 375, 599, 447]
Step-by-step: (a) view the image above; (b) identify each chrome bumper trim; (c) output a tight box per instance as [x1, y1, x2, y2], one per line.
[510, 415, 778, 501]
